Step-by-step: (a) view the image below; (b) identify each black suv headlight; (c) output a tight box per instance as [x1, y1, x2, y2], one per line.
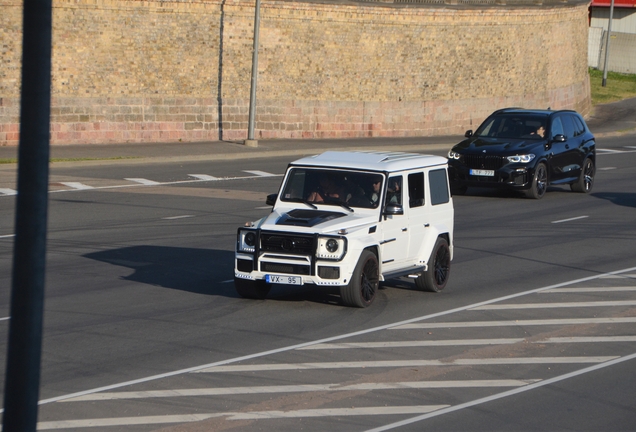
[506, 154, 536, 163]
[448, 150, 461, 160]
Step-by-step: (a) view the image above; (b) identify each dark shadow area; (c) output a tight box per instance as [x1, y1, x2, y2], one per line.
[85, 246, 237, 297]
[592, 192, 636, 208]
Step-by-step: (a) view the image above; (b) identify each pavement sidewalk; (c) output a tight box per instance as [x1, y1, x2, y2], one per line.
[1, 98, 634, 167]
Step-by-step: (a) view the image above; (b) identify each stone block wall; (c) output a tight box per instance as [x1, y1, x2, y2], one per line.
[0, 0, 592, 145]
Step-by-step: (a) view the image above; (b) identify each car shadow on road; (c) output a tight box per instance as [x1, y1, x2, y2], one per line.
[592, 192, 636, 208]
[84, 245, 350, 305]
[85, 245, 238, 297]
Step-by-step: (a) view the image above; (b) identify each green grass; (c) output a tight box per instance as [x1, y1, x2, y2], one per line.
[589, 68, 636, 105]
[0, 156, 141, 164]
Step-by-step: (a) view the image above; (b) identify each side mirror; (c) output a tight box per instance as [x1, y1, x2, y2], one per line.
[465, 130, 473, 138]
[383, 204, 404, 216]
[552, 134, 566, 143]
[266, 194, 277, 206]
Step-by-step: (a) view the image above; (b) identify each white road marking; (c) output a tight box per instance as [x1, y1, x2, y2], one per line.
[0, 188, 17, 195]
[220, 280, 234, 283]
[0, 234, 15, 239]
[59, 182, 94, 190]
[189, 174, 218, 181]
[300, 338, 525, 350]
[364, 353, 636, 432]
[195, 357, 617, 373]
[626, 146, 636, 149]
[392, 317, 636, 329]
[243, 170, 277, 177]
[598, 167, 616, 170]
[162, 215, 195, 220]
[600, 274, 636, 279]
[63, 379, 540, 402]
[542, 286, 636, 293]
[28, 266, 636, 407]
[551, 215, 588, 224]
[596, 148, 623, 153]
[124, 178, 161, 185]
[37, 406, 449, 430]
[543, 336, 636, 343]
[471, 300, 636, 310]
[0, 317, 9, 321]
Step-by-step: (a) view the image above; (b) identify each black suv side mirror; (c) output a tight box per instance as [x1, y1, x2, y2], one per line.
[464, 130, 473, 138]
[552, 134, 566, 143]
[266, 194, 277, 206]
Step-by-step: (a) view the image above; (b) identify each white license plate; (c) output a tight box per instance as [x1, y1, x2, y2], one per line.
[266, 274, 302, 285]
[470, 169, 495, 177]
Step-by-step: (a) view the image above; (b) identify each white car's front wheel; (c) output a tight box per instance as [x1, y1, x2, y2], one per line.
[416, 237, 451, 293]
[340, 250, 379, 308]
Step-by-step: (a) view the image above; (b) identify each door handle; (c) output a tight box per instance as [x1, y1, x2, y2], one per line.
[402, 228, 408, 232]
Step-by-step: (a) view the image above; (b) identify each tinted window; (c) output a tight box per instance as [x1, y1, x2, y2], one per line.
[386, 176, 402, 206]
[408, 172, 425, 208]
[571, 115, 586, 136]
[429, 169, 449, 205]
[561, 115, 576, 139]
[475, 114, 547, 139]
[550, 117, 564, 138]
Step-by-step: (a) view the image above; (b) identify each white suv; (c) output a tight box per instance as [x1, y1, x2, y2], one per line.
[234, 151, 455, 307]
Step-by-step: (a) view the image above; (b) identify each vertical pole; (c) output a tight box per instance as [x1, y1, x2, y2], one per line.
[245, 0, 261, 147]
[601, 0, 615, 87]
[2, 0, 52, 429]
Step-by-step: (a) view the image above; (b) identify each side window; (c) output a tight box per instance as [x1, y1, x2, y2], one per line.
[550, 117, 564, 138]
[385, 176, 402, 206]
[429, 169, 450, 205]
[572, 115, 586, 136]
[561, 115, 575, 139]
[408, 172, 425, 208]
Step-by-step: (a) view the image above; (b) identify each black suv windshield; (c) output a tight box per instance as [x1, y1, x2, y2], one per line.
[475, 114, 548, 140]
[281, 168, 384, 209]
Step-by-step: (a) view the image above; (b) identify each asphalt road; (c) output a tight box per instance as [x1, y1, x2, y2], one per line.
[0, 134, 635, 431]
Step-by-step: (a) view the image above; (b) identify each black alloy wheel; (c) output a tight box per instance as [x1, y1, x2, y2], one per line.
[525, 162, 548, 199]
[570, 158, 595, 193]
[340, 250, 379, 308]
[416, 237, 451, 293]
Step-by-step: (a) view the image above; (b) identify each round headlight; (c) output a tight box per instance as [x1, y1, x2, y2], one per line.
[326, 239, 339, 253]
[244, 232, 256, 247]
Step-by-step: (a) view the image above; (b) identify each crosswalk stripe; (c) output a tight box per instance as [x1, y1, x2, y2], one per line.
[36, 406, 449, 429]
[59, 182, 94, 190]
[391, 317, 636, 329]
[471, 300, 636, 310]
[195, 357, 617, 373]
[124, 178, 160, 185]
[63, 379, 540, 402]
[542, 286, 636, 293]
[300, 338, 525, 350]
[544, 336, 636, 343]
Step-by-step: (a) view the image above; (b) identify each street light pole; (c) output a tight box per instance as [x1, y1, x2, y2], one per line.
[601, 0, 615, 87]
[245, 0, 261, 147]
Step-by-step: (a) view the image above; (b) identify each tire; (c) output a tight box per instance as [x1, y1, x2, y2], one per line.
[340, 250, 379, 308]
[234, 277, 271, 299]
[415, 237, 451, 293]
[524, 162, 548, 199]
[570, 158, 595, 193]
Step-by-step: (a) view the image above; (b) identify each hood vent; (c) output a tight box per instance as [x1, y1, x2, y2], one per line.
[276, 209, 346, 227]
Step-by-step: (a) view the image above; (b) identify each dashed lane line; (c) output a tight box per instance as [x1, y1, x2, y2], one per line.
[62, 379, 540, 402]
[188, 174, 218, 181]
[243, 170, 277, 177]
[392, 317, 636, 330]
[551, 215, 589, 224]
[36, 406, 450, 430]
[471, 300, 636, 310]
[124, 178, 161, 185]
[194, 357, 617, 374]
[59, 182, 94, 190]
[0, 188, 17, 196]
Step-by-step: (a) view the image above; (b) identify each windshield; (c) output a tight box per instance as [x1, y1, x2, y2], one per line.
[475, 114, 547, 140]
[280, 168, 384, 209]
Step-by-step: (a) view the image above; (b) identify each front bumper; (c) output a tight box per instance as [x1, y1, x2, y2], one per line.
[448, 162, 536, 190]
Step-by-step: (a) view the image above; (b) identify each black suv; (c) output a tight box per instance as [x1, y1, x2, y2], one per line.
[447, 108, 596, 199]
